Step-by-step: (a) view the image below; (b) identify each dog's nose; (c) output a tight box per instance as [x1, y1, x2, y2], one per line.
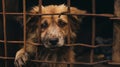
[49, 38, 58, 45]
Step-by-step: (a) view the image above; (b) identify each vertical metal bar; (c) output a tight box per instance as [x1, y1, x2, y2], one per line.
[35, 0, 42, 66]
[38, 0, 42, 13]
[38, 0, 42, 44]
[23, 0, 27, 51]
[90, 0, 96, 63]
[112, 0, 120, 63]
[67, 0, 70, 13]
[2, 0, 7, 67]
[67, 0, 71, 47]
[67, 0, 71, 46]
[23, 0, 27, 67]
[67, 0, 73, 67]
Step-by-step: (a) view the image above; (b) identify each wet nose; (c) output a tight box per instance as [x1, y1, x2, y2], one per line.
[49, 38, 58, 45]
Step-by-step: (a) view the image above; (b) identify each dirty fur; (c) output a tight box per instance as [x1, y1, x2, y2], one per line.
[14, 4, 86, 67]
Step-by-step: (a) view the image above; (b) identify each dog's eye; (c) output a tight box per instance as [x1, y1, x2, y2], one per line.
[41, 20, 48, 29]
[58, 19, 67, 27]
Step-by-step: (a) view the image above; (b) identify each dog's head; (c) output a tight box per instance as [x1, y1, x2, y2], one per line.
[25, 4, 86, 48]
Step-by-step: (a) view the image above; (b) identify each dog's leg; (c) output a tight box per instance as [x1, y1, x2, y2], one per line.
[53, 48, 74, 67]
[66, 48, 75, 67]
[68, 49, 75, 62]
[14, 44, 37, 67]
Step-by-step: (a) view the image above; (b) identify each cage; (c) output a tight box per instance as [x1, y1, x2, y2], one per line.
[0, 0, 120, 67]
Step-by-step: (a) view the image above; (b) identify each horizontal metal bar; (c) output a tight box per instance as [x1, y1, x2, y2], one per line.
[108, 62, 120, 65]
[0, 12, 114, 17]
[0, 40, 112, 48]
[0, 40, 23, 44]
[26, 41, 112, 48]
[65, 44, 112, 48]
[0, 56, 109, 65]
[110, 17, 120, 20]
[0, 12, 23, 15]
[0, 56, 14, 60]
[31, 60, 109, 65]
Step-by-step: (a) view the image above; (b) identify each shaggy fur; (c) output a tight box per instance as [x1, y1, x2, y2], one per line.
[14, 4, 86, 67]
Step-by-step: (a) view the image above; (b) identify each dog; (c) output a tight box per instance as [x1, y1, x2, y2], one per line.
[14, 4, 86, 67]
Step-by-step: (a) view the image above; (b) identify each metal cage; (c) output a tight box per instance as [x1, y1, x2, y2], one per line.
[0, 0, 120, 67]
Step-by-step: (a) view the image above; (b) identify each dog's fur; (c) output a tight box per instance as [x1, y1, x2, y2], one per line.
[14, 4, 86, 67]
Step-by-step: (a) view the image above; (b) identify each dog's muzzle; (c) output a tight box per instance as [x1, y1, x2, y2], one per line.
[41, 37, 65, 49]
[49, 38, 59, 46]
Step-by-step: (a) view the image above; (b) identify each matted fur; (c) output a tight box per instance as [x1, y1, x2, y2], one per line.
[14, 4, 86, 67]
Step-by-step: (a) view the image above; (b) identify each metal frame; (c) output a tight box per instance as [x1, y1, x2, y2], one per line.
[0, 0, 118, 67]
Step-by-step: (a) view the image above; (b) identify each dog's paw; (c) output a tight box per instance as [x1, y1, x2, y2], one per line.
[14, 49, 29, 67]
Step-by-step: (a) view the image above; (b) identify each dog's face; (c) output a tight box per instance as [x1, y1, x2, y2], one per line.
[26, 4, 86, 48]
[40, 15, 68, 48]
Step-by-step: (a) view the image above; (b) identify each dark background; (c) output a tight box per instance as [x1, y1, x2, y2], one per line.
[0, 0, 114, 67]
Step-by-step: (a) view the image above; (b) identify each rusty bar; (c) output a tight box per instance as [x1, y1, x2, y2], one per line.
[0, 12, 114, 17]
[67, 0, 70, 12]
[0, 39, 112, 47]
[0, 40, 23, 43]
[0, 56, 109, 65]
[110, 17, 120, 20]
[31, 59, 109, 65]
[2, 0, 8, 67]
[112, 23, 120, 62]
[22, 1, 27, 67]
[26, 41, 112, 48]
[108, 62, 120, 65]
[38, 0, 42, 43]
[0, 56, 14, 60]
[23, 0, 27, 52]
[0, 12, 23, 14]
[90, 0, 96, 63]
[35, 0, 42, 67]
[37, 0, 42, 50]
[112, 1, 120, 60]
[0, 40, 112, 48]
[67, 0, 71, 45]
[38, 0, 42, 13]
[114, 0, 120, 17]
[67, 0, 74, 67]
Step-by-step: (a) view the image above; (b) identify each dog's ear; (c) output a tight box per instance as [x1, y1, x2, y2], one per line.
[15, 15, 38, 26]
[15, 6, 43, 26]
[29, 6, 44, 14]
[15, 15, 39, 33]
[70, 7, 87, 22]
[15, 15, 24, 26]
[68, 7, 87, 34]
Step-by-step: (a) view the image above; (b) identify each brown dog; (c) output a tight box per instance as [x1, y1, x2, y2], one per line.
[14, 4, 86, 67]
